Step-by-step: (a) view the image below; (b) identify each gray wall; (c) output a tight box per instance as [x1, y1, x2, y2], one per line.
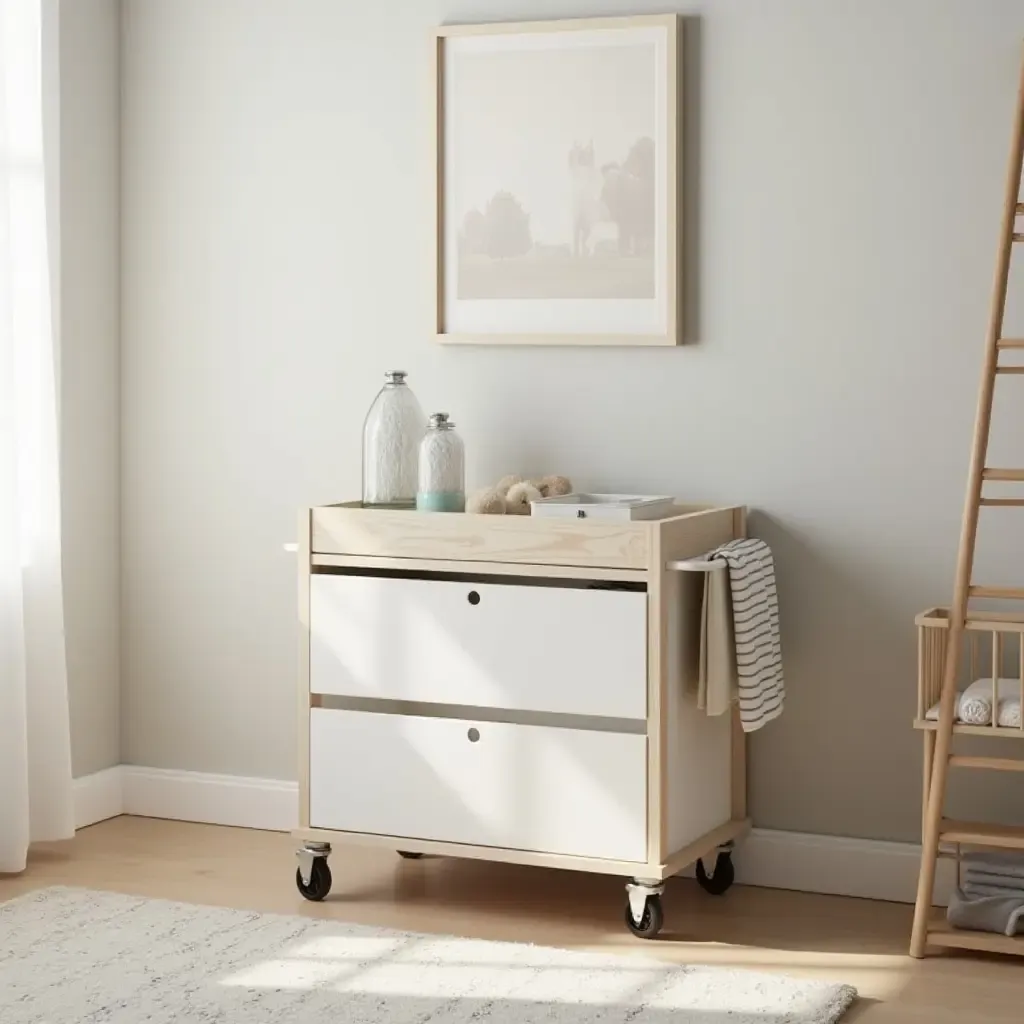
[60, 0, 121, 778]
[121, 0, 1024, 841]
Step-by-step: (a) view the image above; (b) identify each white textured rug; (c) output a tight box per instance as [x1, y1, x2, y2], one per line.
[0, 887, 856, 1023]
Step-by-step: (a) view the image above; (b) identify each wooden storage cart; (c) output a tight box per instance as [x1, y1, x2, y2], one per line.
[294, 500, 750, 937]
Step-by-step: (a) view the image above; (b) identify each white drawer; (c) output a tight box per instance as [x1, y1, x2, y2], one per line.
[309, 573, 647, 720]
[309, 707, 647, 862]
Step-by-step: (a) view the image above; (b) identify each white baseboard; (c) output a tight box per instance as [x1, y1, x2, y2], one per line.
[72, 766, 954, 907]
[73, 766, 124, 829]
[730, 827, 956, 908]
[121, 766, 298, 833]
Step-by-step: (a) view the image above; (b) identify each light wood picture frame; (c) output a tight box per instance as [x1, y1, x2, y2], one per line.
[433, 15, 681, 347]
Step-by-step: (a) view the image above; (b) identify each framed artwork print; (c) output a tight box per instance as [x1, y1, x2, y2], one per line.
[433, 14, 681, 347]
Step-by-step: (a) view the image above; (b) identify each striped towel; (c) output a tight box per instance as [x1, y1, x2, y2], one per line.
[711, 538, 784, 732]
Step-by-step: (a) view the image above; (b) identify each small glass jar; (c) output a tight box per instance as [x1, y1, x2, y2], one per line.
[416, 413, 465, 512]
[361, 371, 425, 508]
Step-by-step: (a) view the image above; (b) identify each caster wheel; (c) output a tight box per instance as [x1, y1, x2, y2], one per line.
[398, 850, 424, 860]
[624, 894, 664, 939]
[296, 858, 332, 901]
[696, 852, 735, 896]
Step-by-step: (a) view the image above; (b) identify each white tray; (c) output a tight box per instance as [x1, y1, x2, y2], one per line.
[529, 493, 676, 521]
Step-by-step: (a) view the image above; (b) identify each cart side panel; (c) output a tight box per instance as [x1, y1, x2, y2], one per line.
[658, 508, 743, 859]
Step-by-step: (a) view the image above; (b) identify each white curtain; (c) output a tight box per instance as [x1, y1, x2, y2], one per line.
[0, 0, 73, 874]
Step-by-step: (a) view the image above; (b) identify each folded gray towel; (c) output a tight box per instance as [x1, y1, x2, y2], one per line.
[961, 851, 1024, 880]
[948, 888, 1024, 937]
[963, 881, 1024, 900]
[963, 869, 1024, 893]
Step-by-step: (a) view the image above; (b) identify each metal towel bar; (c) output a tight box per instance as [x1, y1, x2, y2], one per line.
[666, 558, 727, 573]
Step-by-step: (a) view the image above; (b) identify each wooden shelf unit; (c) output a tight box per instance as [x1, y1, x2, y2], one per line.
[911, 52, 1024, 957]
[928, 916, 1024, 956]
[915, 607, 1024, 739]
[914, 719, 1024, 740]
[914, 605, 1024, 956]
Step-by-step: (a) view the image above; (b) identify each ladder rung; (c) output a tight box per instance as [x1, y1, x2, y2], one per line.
[969, 585, 1024, 600]
[1018, 202, 1024, 215]
[949, 755, 1024, 772]
[980, 497, 1024, 506]
[982, 468, 1024, 481]
[998, 338, 1024, 348]
[996, 366, 1024, 374]
[1014, 233, 1024, 241]
[939, 819, 1024, 849]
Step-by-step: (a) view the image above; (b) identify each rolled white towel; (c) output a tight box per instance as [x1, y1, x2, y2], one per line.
[960, 677, 1022, 726]
[925, 677, 1022, 728]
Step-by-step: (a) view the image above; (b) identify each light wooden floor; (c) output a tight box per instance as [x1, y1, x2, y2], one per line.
[1, 816, 1020, 1022]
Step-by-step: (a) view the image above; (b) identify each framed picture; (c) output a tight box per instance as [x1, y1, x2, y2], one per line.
[433, 15, 681, 347]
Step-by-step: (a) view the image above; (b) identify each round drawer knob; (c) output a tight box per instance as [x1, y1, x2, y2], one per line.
[467, 727, 480, 743]
[467, 591, 481, 606]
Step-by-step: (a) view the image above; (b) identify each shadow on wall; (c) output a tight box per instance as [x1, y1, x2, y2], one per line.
[745, 510, 925, 839]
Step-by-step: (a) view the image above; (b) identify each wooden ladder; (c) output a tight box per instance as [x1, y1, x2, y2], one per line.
[910, 51, 1024, 958]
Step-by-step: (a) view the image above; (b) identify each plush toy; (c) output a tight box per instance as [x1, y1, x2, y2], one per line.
[536, 475, 572, 498]
[466, 487, 507, 514]
[466, 475, 573, 515]
[495, 474, 525, 493]
[504, 481, 543, 515]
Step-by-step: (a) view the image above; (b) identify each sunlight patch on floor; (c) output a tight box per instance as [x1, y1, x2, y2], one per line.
[583, 939, 914, 1000]
[214, 932, 865, 1018]
[219, 934, 665, 1002]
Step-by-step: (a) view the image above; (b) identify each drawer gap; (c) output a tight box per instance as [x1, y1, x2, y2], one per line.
[312, 693, 647, 734]
[312, 564, 646, 592]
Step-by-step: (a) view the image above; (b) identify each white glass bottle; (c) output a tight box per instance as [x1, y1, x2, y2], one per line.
[361, 371, 425, 508]
[416, 413, 465, 512]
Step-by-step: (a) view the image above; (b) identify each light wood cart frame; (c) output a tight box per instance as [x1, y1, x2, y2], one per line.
[294, 501, 750, 937]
